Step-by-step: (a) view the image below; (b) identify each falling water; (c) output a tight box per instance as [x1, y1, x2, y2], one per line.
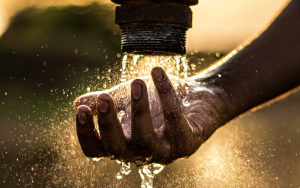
[115, 160, 131, 180]
[3, 49, 299, 187]
[116, 53, 190, 118]
[138, 163, 165, 188]
[113, 53, 189, 187]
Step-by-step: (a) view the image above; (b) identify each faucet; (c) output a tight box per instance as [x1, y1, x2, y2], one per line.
[111, 0, 198, 55]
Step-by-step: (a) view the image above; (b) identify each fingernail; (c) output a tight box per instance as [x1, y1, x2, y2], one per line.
[132, 83, 141, 100]
[98, 99, 108, 113]
[77, 111, 87, 124]
[153, 68, 163, 81]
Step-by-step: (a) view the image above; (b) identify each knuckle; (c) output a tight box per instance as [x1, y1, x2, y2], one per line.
[74, 95, 98, 114]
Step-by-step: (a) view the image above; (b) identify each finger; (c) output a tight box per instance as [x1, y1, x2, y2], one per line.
[76, 105, 108, 157]
[73, 84, 131, 115]
[97, 93, 130, 159]
[151, 67, 199, 154]
[130, 79, 159, 156]
[74, 93, 98, 115]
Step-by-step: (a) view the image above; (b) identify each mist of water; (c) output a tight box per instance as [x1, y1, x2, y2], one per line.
[109, 53, 190, 187]
[2, 50, 300, 187]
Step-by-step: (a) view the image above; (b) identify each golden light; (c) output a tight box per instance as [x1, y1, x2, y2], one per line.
[0, 0, 290, 52]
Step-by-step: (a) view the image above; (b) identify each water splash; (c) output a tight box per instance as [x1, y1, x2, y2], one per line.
[115, 54, 189, 123]
[121, 162, 131, 175]
[115, 159, 165, 188]
[138, 163, 165, 188]
[174, 55, 191, 106]
[182, 96, 191, 107]
[115, 160, 131, 179]
[120, 54, 128, 82]
[2, 49, 296, 187]
[109, 54, 188, 186]
[119, 110, 125, 116]
[92, 157, 102, 162]
[121, 54, 186, 82]
[116, 172, 123, 180]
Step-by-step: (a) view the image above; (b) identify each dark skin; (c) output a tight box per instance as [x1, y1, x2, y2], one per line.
[75, 69, 226, 165]
[74, 0, 300, 165]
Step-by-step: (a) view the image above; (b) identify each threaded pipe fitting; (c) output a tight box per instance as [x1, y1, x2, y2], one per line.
[112, 0, 198, 55]
[120, 23, 187, 54]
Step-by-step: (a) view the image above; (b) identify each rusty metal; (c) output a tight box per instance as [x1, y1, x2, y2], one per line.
[111, 0, 198, 6]
[111, 0, 198, 54]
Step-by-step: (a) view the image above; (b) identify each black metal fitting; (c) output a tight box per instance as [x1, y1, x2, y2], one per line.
[111, 0, 198, 55]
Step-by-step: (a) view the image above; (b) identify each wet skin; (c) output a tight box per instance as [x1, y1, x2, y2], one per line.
[74, 67, 231, 165]
[74, 0, 300, 165]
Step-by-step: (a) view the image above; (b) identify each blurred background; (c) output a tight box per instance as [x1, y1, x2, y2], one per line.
[2, 0, 300, 187]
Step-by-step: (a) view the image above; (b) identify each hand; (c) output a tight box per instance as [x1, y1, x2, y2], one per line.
[74, 67, 231, 165]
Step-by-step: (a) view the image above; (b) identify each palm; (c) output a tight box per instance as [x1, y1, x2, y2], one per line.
[74, 67, 228, 165]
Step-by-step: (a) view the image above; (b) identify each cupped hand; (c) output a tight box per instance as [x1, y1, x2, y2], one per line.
[74, 67, 230, 165]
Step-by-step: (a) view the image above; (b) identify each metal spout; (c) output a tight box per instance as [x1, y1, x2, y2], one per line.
[111, 0, 198, 55]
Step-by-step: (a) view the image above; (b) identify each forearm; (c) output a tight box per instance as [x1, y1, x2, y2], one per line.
[200, 0, 300, 120]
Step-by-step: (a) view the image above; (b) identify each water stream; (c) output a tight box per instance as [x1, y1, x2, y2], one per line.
[2, 49, 300, 187]
[114, 53, 189, 187]
[117, 53, 190, 119]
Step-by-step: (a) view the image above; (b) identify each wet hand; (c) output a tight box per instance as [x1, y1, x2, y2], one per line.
[74, 67, 229, 165]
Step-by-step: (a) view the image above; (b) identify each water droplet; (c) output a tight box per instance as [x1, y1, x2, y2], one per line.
[119, 110, 125, 116]
[182, 97, 190, 107]
[138, 164, 158, 188]
[121, 162, 131, 175]
[153, 164, 164, 174]
[116, 162, 131, 180]
[70, 150, 76, 155]
[120, 75, 127, 82]
[133, 55, 140, 66]
[116, 172, 123, 179]
[92, 158, 101, 162]
[145, 157, 152, 162]
[116, 160, 122, 164]
[137, 163, 164, 187]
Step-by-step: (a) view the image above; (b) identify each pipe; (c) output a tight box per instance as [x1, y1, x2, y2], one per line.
[111, 0, 198, 55]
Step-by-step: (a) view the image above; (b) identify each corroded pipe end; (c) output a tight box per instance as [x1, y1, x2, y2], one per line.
[120, 23, 188, 55]
[112, 0, 198, 6]
[112, 1, 197, 55]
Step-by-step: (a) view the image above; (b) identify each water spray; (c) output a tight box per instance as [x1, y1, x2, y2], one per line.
[107, 1, 198, 187]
